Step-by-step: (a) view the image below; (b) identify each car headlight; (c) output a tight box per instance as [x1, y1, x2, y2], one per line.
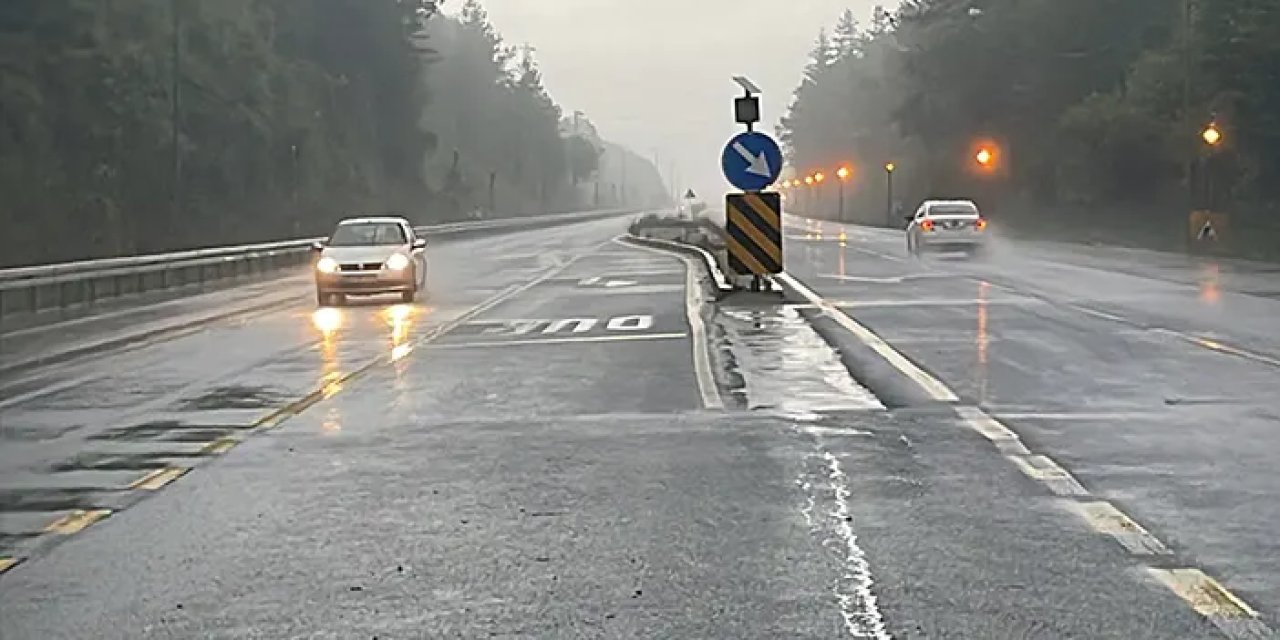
[316, 257, 339, 274]
[385, 253, 410, 271]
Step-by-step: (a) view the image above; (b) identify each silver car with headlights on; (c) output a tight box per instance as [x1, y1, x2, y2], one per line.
[905, 199, 990, 258]
[312, 216, 427, 306]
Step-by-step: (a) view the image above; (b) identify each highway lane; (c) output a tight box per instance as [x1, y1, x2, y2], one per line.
[784, 216, 1280, 634]
[0, 213, 1232, 638]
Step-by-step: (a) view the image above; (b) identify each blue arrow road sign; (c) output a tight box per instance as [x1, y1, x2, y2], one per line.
[721, 132, 783, 192]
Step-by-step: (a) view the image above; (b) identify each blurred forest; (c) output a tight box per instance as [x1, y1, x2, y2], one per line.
[780, 0, 1280, 255]
[0, 0, 667, 267]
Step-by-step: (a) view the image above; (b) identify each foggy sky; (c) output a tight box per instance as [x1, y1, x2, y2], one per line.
[446, 0, 878, 202]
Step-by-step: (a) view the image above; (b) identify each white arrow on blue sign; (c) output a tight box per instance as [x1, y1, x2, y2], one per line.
[721, 132, 783, 192]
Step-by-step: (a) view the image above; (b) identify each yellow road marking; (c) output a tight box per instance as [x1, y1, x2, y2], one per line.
[1069, 501, 1170, 556]
[1008, 454, 1089, 496]
[0, 557, 19, 574]
[44, 509, 111, 535]
[129, 467, 189, 491]
[201, 437, 240, 455]
[955, 406, 1030, 454]
[1150, 568, 1259, 618]
[728, 207, 782, 264]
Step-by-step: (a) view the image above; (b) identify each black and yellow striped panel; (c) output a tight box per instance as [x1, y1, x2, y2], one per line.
[726, 192, 782, 275]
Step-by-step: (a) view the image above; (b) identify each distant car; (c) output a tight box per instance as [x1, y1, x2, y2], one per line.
[312, 216, 427, 306]
[905, 199, 989, 258]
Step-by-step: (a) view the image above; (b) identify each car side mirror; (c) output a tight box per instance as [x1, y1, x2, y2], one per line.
[412, 238, 427, 249]
[310, 240, 326, 253]
[904, 215, 915, 222]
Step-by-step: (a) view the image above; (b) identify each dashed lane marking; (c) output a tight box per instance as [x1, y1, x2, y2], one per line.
[616, 237, 724, 410]
[1149, 569, 1275, 640]
[201, 437, 240, 455]
[778, 273, 959, 402]
[44, 509, 112, 535]
[1008, 455, 1089, 497]
[0, 557, 19, 574]
[779, 266, 1273, 637]
[129, 467, 190, 491]
[955, 406, 1030, 455]
[429, 332, 688, 350]
[1069, 501, 1171, 556]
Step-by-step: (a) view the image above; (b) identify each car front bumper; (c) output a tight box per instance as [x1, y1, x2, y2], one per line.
[316, 271, 414, 294]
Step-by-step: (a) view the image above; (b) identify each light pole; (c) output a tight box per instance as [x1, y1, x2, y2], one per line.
[804, 175, 815, 214]
[836, 167, 851, 222]
[814, 172, 826, 216]
[884, 162, 896, 227]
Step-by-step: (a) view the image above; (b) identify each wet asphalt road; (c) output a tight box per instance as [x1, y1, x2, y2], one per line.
[0, 214, 1265, 638]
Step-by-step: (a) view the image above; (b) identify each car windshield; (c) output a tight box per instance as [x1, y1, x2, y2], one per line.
[328, 222, 405, 247]
[930, 204, 979, 216]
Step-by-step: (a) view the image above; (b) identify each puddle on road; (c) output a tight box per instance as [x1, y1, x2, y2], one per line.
[715, 303, 883, 413]
[181, 385, 285, 411]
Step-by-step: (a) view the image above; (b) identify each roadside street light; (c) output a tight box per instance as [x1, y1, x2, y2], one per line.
[804, 175, 814, 185]
[836, 167, 851, 222]
[1202, 123, 1222, 146]
[884, 162, 896, 227]
[976, 148, 993, 167]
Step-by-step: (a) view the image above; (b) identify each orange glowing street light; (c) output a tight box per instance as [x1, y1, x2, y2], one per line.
[814, 172, 826, 183]
[1202, 123, 1222, 146]
[836, 166, 851, 181]
[976, 147, 994, 167]
[804, 175, 815, 186]
[885, 162, 896, 173]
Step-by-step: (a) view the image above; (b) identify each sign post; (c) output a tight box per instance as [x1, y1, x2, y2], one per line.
[722, 77, 783, 292]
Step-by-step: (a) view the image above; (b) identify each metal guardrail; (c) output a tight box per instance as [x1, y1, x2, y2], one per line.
[0, 209, 633, 325]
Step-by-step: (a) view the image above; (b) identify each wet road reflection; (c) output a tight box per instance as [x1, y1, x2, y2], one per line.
[976, 281, 990, 404]
[311, 308, 344, 399]
[1199, 263, 1221, 305]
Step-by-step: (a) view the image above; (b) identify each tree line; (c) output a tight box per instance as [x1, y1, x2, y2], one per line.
[0, 0, 659, 267]
[780, 1, 1280, 254]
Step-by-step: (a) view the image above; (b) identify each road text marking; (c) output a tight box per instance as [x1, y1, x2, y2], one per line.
[432, 333, 687, 350]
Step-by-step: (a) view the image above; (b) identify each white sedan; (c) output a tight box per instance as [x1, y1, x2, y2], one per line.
[312, 216, 427, 306]
[905, 200, 990, 258]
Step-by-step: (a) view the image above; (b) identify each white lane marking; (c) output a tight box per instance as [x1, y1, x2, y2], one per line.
[615, 237, 724, 410]
[823, 451, 892, 639]
[955, 406, 1031, 455]
[834, 298, 1032, 309]
[817, 273, 957, 284]
[779, 273, 958, 402]
[851, 247, 905, 262]
[995, 412, 1158, 421]
[429, 332, 688, 350]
